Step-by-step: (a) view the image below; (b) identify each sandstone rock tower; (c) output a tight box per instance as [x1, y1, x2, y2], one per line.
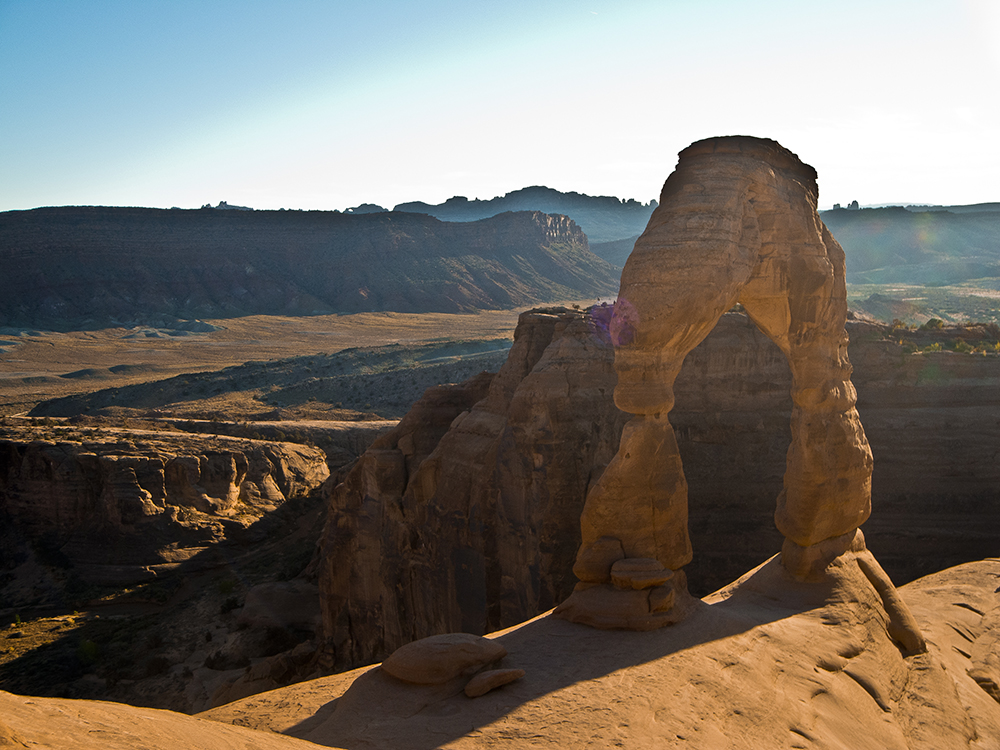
[556, 136, 876, 629]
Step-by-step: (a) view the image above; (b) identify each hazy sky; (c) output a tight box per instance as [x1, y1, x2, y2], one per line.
[2, 0, 998, 212]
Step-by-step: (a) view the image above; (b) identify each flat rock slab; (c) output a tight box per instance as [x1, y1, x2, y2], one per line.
[0, 689, 315, 750]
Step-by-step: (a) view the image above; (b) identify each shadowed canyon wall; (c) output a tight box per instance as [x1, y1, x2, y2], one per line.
[0, 432, 329, 594]
[318, 308, 627, 670]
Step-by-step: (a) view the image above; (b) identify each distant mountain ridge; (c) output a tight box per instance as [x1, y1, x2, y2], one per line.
[6, 195, 998, 333]
[904, 202, 1000, 214]
[821, 205, 1000, 284]
[393, 185, 657, 245]
[389, 188, 1000, 284]
[0, 207, 618, 330]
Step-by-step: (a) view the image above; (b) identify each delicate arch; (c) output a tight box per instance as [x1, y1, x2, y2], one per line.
[555, 136, 873, 630]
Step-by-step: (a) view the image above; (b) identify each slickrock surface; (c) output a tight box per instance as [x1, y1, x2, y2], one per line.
[200, 558, 1000, 750]
[6, 560, 995, 749]
[0, 690, 317, 749]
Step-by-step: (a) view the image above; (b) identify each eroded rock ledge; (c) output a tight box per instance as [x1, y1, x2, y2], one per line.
[0, 429, 329, 592]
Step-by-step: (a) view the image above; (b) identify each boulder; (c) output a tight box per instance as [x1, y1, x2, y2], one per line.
[381, 634, 507, 685]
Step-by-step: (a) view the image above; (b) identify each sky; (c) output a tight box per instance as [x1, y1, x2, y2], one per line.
[1, 0, 998, 213]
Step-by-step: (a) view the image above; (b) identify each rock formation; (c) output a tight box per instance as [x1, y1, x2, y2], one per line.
[666, 313, 1000, 593]
[317, 308, 627, 670]
[0, 429, 329, 594]
[380, 633, 507, 685]
[317, 310, 1000, 671]
[555, 136, 878, 629]
[314, 139, 1000, 672]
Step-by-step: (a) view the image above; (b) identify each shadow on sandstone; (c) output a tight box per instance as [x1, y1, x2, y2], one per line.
[0, 484, 333, 713]
[285, 556, 839, 750]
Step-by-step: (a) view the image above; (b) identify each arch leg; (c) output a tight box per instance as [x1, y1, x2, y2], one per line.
[555, 180, 761, 627]
[738, 225, 873, 577]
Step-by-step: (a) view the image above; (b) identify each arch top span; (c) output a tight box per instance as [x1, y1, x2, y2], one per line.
[554, 136, 878, 631]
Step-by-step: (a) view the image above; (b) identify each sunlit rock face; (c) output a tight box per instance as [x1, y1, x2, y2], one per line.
[556, 135, 876, 628]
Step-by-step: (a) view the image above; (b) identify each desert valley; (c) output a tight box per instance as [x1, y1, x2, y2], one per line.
[1, 137, 999, 749]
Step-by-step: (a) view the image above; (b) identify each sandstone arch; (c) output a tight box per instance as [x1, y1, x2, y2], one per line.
[556, 136, 876, 629]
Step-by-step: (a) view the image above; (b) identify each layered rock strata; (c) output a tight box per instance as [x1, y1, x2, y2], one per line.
[318, 308, 627, 670]
[0, 207, 617, 327]
[556, 136, 878, 629]
[669, 314, 1000, 594]
[0, 430, 329, 591]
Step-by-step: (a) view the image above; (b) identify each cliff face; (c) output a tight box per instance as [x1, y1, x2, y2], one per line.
[0, 208, 617, 329]
[318, 307, 1000, 670]
[318, 309, 627, 670]
[847, 325, 1000, 582]
[0, 430, 329, 594]
[676, 317, 1000, 592]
